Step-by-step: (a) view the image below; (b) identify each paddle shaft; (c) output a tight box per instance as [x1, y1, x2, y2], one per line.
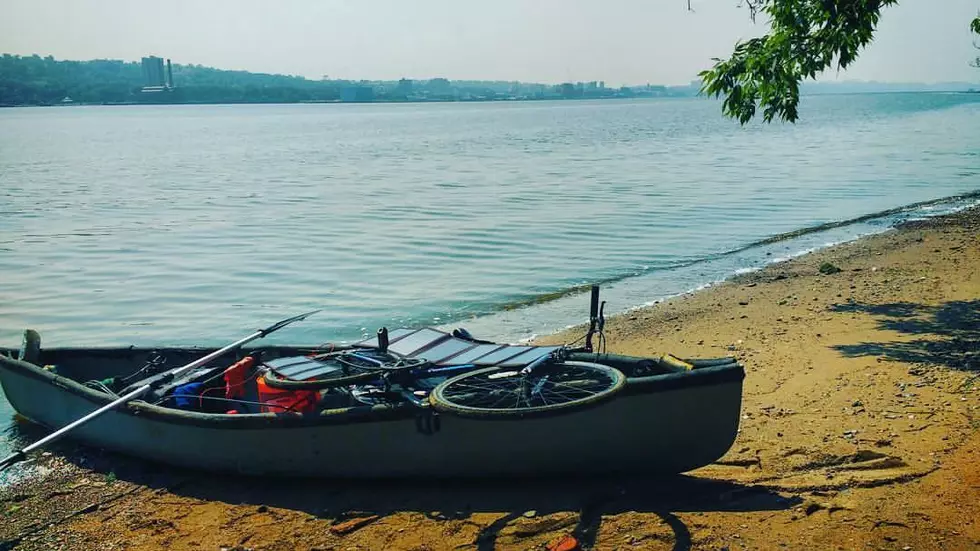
[0, 310, 318, 471]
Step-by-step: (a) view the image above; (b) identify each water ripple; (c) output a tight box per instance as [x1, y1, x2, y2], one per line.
[0, 94, 977, 356]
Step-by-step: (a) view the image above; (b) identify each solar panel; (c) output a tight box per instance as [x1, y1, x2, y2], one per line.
[323, 326, 563, 373]
[353, 328, 416, 348]
[497, 346, 560, 368]
[265, 356, 339, 381]
[439, 344, 504, 365]
[387, 328, 450, 356]
[472, 346, 532, 366]
[414, 338, 478, 363]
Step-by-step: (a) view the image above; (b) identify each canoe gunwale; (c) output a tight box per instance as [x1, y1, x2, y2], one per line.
[0, 348, 744, 430]
[621, 363, 744, 396]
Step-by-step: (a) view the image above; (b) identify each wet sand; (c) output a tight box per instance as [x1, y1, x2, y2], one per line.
[1, 206, 978, 551]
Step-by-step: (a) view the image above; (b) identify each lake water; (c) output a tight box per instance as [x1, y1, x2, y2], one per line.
[1, 94, 979, 471]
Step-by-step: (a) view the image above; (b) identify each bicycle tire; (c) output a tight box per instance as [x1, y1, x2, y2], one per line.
[429, 360, 625, 419]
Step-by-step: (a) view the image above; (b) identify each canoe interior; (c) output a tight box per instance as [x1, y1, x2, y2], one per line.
[0, 342, 739, 418]
[0, 345, 735, 379]
[15, 345, 316, 387]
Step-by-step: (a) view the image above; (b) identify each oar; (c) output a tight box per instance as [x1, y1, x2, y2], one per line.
[0, 309, 320, 472]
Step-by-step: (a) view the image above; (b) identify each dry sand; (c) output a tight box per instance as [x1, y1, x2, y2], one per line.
[1, 207, 978, 551]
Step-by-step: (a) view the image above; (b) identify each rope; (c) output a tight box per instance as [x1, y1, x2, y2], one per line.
[83, 380, 118, 396]
[116, 353, 168, 385]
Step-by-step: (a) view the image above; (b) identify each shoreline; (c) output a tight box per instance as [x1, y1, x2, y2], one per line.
[454, 191, 980, 346]
[4, 89, 978, 110]
[0, 95, 676, 109]
[1, 206, 978, 550]
[536, 200, 980, 346]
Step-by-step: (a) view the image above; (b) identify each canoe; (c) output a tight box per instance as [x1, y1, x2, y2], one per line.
[0, 329, 744, 478]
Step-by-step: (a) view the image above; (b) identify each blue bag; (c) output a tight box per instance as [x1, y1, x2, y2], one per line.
[172, 382, 204, 410]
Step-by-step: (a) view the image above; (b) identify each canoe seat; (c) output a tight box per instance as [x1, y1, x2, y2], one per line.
[20, 329, 41, 365]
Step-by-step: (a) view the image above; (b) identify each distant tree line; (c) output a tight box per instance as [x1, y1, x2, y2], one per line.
[0, 54, 702, 107]
[0, 54, 566, 106]
[0, 54, 347, 106]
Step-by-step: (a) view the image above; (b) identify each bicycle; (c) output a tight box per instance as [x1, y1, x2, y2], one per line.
[260, 287, 626, 418]
[262, 342, 624, 418]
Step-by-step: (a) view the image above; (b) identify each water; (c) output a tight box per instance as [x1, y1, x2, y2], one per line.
[1, 93, 979, 469]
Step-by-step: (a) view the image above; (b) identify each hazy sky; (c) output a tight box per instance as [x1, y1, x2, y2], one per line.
[2, 0, 978, 85]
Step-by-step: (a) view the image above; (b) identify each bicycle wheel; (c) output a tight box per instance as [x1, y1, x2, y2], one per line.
[262, 349, 428, 390]
[429, 360, 625, 419]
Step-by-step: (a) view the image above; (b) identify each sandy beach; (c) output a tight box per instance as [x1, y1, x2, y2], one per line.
[1, 206, 977, 551]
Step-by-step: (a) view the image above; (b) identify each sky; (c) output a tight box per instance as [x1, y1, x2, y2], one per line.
[1, 0, 978, 86]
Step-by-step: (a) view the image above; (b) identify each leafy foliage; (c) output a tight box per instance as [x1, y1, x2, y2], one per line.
[973, 14, 980, 68]
[699, 0, 902, 124]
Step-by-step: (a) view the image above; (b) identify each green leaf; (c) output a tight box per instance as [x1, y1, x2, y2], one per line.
[701, 0, 903, 124]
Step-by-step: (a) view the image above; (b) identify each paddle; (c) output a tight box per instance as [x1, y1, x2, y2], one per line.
[0, 309, 320, 472]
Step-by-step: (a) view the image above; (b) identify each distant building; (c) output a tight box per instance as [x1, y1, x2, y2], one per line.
[340, 86, 375, 103]
[141, 56, 175, 93]
[395, 78, 413, 97]
[428, 78, 451, 92]
[142, 56, 165, 87]
[426, 78, 454, 99]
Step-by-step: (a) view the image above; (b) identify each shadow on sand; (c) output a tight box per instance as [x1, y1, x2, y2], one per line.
[831, 299, 980, 372]
[4, 427, 799, 551]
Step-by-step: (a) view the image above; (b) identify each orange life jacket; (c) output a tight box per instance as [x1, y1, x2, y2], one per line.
[223, 356, 255, 399]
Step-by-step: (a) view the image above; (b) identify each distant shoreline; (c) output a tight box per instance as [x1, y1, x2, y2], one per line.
[0, 94, 672, 109]
[4, 54, 977, 110]
[3, 88, 977, 109]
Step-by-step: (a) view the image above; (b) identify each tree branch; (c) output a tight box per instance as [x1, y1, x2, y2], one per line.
[973, 14, 980, 68]
[699, 0, 900, 124]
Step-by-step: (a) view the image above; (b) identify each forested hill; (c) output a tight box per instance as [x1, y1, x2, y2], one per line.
[0, 54, 600, 106]
[0, 54, 702, 107]
[0, 54, 347, 105]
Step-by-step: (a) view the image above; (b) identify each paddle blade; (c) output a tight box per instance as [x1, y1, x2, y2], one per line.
[258, 309, 321, 337]
[0, 450, 25, 472]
